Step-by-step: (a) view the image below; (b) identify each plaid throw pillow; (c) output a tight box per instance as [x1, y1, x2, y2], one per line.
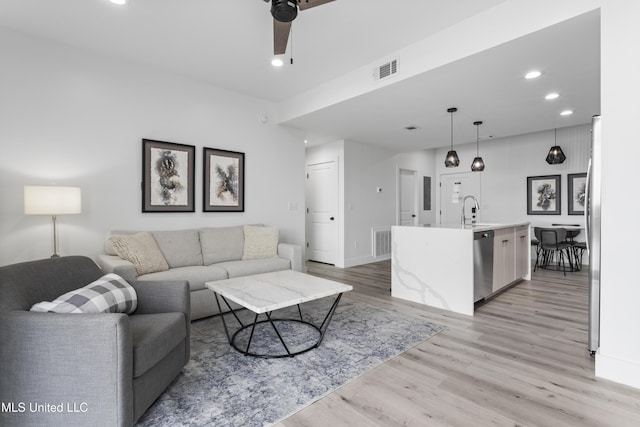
[30, 273, 138, 314]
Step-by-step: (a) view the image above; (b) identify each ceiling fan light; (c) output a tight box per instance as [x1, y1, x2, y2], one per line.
[271, 0, 298, 22]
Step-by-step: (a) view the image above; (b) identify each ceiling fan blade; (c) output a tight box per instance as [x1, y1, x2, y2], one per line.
[297, 0, 335, 11]
[273, 19, 291, 55]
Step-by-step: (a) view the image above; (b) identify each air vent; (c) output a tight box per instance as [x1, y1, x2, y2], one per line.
[375, 59, 398, 80]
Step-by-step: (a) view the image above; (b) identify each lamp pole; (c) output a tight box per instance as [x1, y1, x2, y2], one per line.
[51, 214, 60, 258]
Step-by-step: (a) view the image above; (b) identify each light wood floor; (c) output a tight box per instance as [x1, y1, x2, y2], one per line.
[275, 260, 640, 427]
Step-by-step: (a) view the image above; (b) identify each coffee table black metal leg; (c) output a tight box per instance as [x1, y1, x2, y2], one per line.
[265, 311, 292, 356]
[215, 292, 245, 344]
[316, 293, 343, 347]
[244, 313, 260, 355]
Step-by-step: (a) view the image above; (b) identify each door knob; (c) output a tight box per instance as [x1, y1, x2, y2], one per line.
[330, 217, 335, 221]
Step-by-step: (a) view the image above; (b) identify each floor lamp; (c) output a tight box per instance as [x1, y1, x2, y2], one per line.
[24, 185, 82, 258]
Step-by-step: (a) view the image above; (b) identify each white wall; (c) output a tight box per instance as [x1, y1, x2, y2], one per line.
[435, 124, 591, 231]
[596, 0, 640, 389]
[343, 141, 396, 266]
[0, 28, 306, 266]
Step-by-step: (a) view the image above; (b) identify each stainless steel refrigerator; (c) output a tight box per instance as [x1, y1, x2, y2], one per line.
[587, 115, 602, 355]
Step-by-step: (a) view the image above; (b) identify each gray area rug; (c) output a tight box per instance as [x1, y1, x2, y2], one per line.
[136, 297, 443, 427]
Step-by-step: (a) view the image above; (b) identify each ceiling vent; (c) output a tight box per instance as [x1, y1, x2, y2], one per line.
[375, 59, 398, 81]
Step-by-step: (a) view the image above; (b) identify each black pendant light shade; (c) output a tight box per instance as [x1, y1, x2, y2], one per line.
[471, 120, 485, 172]
[445, 150, 460, 167]
[546, 129, 566, 164]
[444, 107, 460, 167]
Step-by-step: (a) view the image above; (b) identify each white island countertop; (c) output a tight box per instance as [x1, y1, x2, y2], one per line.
[413, 222, 530, 231]
[391, 222, 530, 316]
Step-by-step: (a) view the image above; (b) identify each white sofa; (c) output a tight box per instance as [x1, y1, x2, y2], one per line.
[97, 225, 303, 321]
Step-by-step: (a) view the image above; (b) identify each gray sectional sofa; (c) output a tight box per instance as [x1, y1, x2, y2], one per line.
[97, 225, 303, 321]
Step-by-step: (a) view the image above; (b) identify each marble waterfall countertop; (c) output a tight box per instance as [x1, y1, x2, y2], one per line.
[413, 222, 530, 231]
[391, 222, 530, 316]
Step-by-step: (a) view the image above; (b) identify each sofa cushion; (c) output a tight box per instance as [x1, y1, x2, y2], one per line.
[129, 312, 186, 378]
[242, 225, 279, 260]
[110, 232, 169, 276]
[217, 257, 291, 278]
[30, 273, 137, 314]
[151, 229, 203, 268]
[137, 265, 229, 292]
[199, 226, 245, 265]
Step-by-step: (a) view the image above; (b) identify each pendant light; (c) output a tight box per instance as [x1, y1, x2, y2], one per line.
[546, 128, 566, 164]
[471, 121, 485, 172]
[444, 107, 460, 167]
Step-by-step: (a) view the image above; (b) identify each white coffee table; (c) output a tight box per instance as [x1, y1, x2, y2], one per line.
[206, 270, 353, 358]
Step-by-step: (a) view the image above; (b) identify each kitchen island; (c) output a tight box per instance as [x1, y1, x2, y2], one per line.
[391, 223, 530, 316]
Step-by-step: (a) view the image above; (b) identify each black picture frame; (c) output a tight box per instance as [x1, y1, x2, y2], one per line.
[142, 139, 195, 212]
[527, 174, 561, 215]
[203, 147, 245, 212]
[568, 172, 587, 215]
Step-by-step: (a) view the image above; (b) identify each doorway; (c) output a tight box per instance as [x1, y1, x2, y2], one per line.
[305, 161, 338, 264]
[398, 168, 418, 225]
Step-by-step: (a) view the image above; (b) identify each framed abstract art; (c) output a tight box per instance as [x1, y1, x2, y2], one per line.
[568, 172, 587, 215]
[527, 175, 561, 215]
[203, 147, 245, 212]
[142, 139, 195, 212]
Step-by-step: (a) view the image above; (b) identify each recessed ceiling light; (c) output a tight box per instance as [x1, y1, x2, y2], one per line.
[110, 0, 126, 5]
[271, 58, 284, 67]
[545, 93, 559, 100]
[560, 110, 574, 116]
[525, 70, 542, 79]
[304, 140, 308, 144]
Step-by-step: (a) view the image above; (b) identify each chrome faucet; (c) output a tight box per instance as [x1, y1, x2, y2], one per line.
[461, 195, 480, 225]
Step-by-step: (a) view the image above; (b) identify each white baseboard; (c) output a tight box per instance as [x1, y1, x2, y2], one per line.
[596, 350, 640, 389]
[343, 254, 390, 268]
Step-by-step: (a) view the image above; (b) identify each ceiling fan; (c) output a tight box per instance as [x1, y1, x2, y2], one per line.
[263, 0, 335, 55]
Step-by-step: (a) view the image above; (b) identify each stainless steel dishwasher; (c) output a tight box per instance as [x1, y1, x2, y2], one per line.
[473, 230, 494, 302]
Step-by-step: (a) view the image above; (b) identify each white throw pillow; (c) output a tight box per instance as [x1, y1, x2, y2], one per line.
[30, 273, 138, 314]
[242, 225, 279, 260]
[110, 232, 169, 276]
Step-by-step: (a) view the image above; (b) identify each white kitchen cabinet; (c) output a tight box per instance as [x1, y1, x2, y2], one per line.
[493, 227, 516, 292]
[515, 225, 530, 280]
[493, 225, 530, 293]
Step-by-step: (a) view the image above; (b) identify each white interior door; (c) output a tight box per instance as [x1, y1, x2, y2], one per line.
[440, 172, 481, 225]
[399, 169, 417, 225]
[306, 161, 338, 264]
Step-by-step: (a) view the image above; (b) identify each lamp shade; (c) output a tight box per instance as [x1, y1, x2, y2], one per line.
[545, 146, 566, 164]
[24, 186, 82, 215]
